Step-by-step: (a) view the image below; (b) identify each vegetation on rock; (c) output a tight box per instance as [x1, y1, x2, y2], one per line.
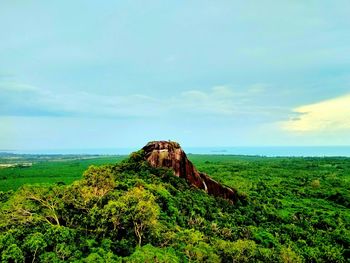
[0, 151, 349, 262]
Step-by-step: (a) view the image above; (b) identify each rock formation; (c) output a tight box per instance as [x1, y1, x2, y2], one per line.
[142, 141, 238, 203]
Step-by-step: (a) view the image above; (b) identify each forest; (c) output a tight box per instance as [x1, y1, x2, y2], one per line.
[0, 151, 349, 262]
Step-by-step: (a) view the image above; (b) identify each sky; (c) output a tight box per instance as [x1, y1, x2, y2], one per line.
[1, 1, 350, 150]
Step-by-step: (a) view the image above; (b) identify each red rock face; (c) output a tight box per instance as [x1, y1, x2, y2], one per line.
[142, 141, 238, 203]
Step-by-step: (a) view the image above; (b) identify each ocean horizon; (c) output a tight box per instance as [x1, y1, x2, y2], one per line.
[2, 146, 350, 157]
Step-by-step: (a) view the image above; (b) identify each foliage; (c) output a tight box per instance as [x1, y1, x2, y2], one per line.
[0, 155, 124, 192]
[0, 153, 349, 262]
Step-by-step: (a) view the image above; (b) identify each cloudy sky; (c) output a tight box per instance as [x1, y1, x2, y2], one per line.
[1, 1, 350, 150]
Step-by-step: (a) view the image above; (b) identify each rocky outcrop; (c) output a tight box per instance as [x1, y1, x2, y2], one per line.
[142, 141, 238, 203]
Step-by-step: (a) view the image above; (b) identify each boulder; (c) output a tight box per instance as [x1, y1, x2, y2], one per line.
[142, 141, 238, 202]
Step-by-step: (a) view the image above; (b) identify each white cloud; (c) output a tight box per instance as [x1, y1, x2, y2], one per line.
[178, 86, 237, 115]
[0, 82, 278, 119]
[0, 82, 161, 118]
[281, 94, 350, 132]
[40, 91, 160, 118]
[0, 82, 39, 92]
[247, 83, 268, 94]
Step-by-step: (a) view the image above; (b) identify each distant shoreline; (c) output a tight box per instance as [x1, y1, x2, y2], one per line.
[2, 146, 350, 157]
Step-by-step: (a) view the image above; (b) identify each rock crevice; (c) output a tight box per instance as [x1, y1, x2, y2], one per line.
[142, 141, 238, 202]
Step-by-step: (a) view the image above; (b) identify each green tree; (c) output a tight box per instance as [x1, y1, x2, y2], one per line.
[24, 232, 47, 263]
[311, 179, 320, 189]
[121, 186, 160, 246]
[215, 239, 258, 263]
[1, 244, 24, 263]
[173, 229, 220, 262]
[81, 165, 116, 198]
[126, 244, 180, 263]
[280, 246, 303, 263]
[45, 226, 79, 261]
[102, 200, 127, 231]
[39, 252, 61, 263]
[14, 185, 64, 226]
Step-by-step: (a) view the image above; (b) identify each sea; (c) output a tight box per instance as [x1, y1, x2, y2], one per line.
[2, 146, 350, 157]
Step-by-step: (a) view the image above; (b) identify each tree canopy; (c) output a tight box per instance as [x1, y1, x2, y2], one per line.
[0, 151, 349, 262]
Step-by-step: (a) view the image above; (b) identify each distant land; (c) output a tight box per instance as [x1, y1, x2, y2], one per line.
[3, 146, 350, 157]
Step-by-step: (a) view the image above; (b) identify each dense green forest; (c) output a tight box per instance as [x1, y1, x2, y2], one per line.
[0, 155, 125, 192]
[0, 152, 349, 262]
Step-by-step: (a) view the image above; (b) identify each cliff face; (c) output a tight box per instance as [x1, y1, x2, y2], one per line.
[142, 141, 238, 202]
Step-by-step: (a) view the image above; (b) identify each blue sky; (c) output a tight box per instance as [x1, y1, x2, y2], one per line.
[1, 1, 350, 150]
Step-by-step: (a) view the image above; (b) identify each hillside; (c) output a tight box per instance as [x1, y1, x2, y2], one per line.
[0, 144, 349, 262]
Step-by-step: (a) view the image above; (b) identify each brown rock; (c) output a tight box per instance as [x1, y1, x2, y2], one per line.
[142, 141, 238, 203]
